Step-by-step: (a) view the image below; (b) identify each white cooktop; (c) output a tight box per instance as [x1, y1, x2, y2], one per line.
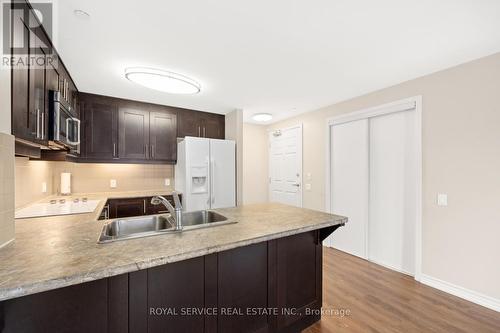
[15, 198, 101, 219]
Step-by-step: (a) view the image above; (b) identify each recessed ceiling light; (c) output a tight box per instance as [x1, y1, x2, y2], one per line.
[252, 113, 273, 122]
[125, 67, 201, 94]
[74, 9, 90, 19]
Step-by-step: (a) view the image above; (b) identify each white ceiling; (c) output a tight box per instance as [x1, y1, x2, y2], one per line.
[53, 0, 500, 124]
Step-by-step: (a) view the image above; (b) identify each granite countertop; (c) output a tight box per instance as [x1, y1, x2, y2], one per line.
[0, 194, 347, 301]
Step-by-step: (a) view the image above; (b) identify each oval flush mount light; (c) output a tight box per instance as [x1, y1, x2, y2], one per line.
[125, 67, 201, 95]
[252, 113, 273, 122]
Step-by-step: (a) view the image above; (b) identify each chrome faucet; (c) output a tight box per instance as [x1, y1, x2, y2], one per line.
[151, 193, 183, 230]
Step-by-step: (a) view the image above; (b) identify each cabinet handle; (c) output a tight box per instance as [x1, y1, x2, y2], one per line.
[113, 143, 116, 157]
[143, 200, 146, 214]
[41, 112, 45, 139]
[198, 126, 201, 137]
[203, 127, 206, 137]
[145, 144, 148, 158]
[104, 204, 110, 220]
[35, 109, 40, 139]
[151, 145, 155, 159]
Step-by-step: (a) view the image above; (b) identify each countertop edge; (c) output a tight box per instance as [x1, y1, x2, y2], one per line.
[0, 217, 346, 301]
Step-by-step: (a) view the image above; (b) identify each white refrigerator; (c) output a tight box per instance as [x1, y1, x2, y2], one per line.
[175, 137, 236, 211]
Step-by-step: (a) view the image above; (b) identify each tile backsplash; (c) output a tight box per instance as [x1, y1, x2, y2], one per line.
[15, 158, 55, 208]
[0, 133, 15, 247]
[15, 158, 175, 208]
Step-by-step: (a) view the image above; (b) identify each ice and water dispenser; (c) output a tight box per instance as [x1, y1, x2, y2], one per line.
[190, 166, 208, 194]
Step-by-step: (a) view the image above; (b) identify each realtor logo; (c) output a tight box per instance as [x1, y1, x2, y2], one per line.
[2, 1, 57, 68]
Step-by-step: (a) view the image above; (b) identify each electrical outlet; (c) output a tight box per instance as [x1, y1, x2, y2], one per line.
[306, 172, 312, 181]
[42, 182, 47, 193]
[110, 179, 117, 188]
[164, 178, 171, 186]
[437, 193, 448, 206]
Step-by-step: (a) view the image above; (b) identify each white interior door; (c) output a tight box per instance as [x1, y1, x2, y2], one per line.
[210, 139, 236, 209]
[327, 119, 369, 258]
[368, 110, 416, 274]
[269, 126, 303, 207]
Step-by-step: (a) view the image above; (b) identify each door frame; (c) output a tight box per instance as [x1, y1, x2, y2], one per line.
[268, 124, 304, 208]
[325, 96, 422, 281]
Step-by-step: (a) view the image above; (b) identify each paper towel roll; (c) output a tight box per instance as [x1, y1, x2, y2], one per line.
[60, 172, 71, 195]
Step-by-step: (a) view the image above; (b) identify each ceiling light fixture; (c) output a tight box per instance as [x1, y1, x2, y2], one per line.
[252, 113, 273, 122]
[125, 67, 201, 94]
[73, 9, 90, 19]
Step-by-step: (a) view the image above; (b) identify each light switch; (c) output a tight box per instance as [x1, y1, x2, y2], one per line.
[42, 182, 47, 193]
[110, 179, 117, 188]
[164, 178, 171, 186]
[305, 183, 312, 191]
[437, 194, 448, 206]
[306, 172, 312, 181]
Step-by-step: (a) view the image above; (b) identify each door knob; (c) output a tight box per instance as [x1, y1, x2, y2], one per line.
[292, 183, 300, 187]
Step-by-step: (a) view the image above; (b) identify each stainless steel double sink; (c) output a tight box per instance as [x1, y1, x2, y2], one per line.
[98, 210, 233, 243]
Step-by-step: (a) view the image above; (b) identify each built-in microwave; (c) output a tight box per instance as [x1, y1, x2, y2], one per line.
[48, 90, 81, 150]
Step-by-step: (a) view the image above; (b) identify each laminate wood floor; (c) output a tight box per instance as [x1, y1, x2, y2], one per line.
[303, 247, 500, 333]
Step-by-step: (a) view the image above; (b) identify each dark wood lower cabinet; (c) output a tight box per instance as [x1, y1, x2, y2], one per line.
[108, 197, 147, 219]
[277, 232, 322, 332]
[0, 230, 329, 333]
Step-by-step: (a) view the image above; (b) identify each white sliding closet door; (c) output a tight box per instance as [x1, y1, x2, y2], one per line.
[327, 119, 369, 258]
[368, 111, 416, 274]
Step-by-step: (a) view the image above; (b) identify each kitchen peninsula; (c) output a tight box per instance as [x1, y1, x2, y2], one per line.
[0, 201, 346, 333]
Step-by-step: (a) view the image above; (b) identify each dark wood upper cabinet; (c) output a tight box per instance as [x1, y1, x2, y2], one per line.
[30, 28, 48, 145]
[177, 109, 201, 137]
[81, 94, 118, 160]
[178, 109, 225, 139]
[118, 108, 150, 160]
[202, 113, 225, 139]
[11, 10, 30, 141]
[150, 111, 177, 161]
[11, 1, 78, 154]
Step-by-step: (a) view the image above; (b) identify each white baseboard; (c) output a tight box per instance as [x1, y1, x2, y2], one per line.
[420, 274, 500, 313]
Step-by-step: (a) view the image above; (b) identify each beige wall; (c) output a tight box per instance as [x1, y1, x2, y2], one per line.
[0, 61, 14, 247]
[0, 134, 15, 247]
[225, 110, 244, 205]
[0, 67, 11, 134]
[266, 52, 500, 301]
[15, 159, 174, 208]
[242, 124, 268, 204]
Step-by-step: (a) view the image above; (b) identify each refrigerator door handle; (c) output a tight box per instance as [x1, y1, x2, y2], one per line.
[207, 159, 211, 209]
[211, 159, 216, 205]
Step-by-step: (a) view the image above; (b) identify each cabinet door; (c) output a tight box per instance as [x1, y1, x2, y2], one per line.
[147, 257, 206, 333]
[83, 101, 118, 160]
[11, 7, 31, 140]
[178, 109, 202, 138]
[108, 198, 146, 219]
[1, 279, 108, 333]
[30, 28, 48, 144]
[150, 111, 177, 161]
[217, 242, 275, 333]
[45, 57, 59, 142]
[118, 108, 150, 160]
[201, 114, 225, 139]
[276, 231, 322, 331]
